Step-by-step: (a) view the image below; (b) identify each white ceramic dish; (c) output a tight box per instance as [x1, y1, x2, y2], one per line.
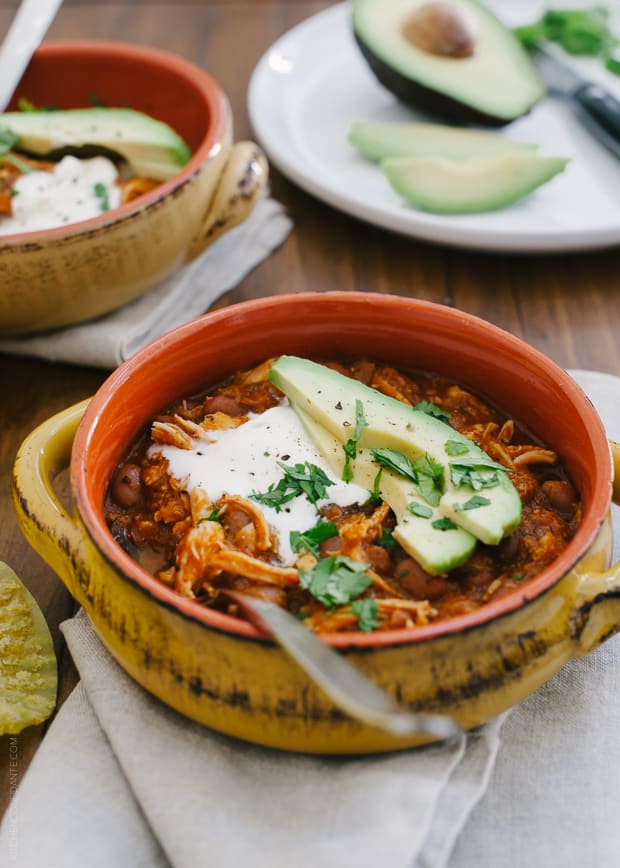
[248, 1, 620, 253]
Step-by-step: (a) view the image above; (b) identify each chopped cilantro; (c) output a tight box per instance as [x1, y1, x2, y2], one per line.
[377, 526, 396, 548]
[454, 495, 492, 511]
[351, 598, 379, 632]
[432, 517, 458, 531]
[197, 507, 222, 524]
[511, 573, 525, 582]
[365, 467, 384, 506]
[407, 502, 433, 519]
[0, 126, 19, 156]
[445, 439, 470, 456]
[299, 555, 372, 608]
[450, 464, 500, 491]
[342, 399, 367, 482]
[251, 461, 333, 511]
[371, 448, 445, 506]
[94, 181, 110, 212]
[515, 7, 620, 76]
[290, 520, 338, 556]
[414, 400, 451, 423]
[3, 153, 33, 174]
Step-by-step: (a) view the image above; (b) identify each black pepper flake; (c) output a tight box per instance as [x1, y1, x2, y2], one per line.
[281, 454, 290, 461]
[343, 421, 351, 427]
[335, 401, 343, 410]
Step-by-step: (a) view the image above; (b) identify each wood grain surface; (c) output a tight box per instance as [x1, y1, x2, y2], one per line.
[1, 0, 619, 819]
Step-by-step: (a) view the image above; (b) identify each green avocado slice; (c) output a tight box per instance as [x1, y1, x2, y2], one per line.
[348, 121, 538, 162]
[296, 408, 476, 575]
[352, 0, 545, 125]
[381, 153, 569, 213]
[0, 107, 191, 180]
[270, 355, 522, 548]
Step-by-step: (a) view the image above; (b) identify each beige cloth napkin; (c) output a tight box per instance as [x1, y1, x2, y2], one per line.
[1, 369, 618, 868]
[0, 195, 292, 370]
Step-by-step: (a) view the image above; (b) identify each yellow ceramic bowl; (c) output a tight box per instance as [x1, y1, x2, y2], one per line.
[12, 293, 620, 753]
[0, 41, 267, 335]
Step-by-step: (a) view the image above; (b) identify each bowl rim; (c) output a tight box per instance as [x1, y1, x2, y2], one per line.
[72, 292, 614, 649]
[0, 39, 229, 247]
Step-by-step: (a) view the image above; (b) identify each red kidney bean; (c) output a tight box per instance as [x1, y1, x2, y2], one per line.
[542, 480, 578, 514]
[111, 464, 142, 508]
[497, 533, 520, 563]
[203, 395, 245, 416]
[319, 535, 342, 557]
[364, 544, 391, 574]
[395, 558, 449, 600]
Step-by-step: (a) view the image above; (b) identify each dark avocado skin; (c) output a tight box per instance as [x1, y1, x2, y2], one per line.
[354, 33, 516, 127]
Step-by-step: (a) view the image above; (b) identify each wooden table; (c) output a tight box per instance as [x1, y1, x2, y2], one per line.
[1, 0, 619, 820]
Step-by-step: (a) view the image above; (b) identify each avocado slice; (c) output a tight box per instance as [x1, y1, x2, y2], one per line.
[297, 408, 476, 574]
[270, 356, 522, 547]
[348, 121, 538, 162]
[352, 0, 545, 125]
[381, 153, 569, 213]
[0, 108, 191, 180]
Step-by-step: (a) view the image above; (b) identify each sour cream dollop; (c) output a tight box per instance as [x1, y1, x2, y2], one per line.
[0, 154, 122, 235]
[152, 404, 370, 565]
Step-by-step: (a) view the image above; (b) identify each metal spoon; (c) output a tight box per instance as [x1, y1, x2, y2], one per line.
[0, 0, 64, 113]
[224, 590, 462, 743]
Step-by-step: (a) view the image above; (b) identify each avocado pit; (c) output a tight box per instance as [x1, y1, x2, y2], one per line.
[401, 2, 476, 59]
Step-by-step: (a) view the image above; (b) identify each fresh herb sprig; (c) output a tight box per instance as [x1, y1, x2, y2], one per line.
[342, 400, 367, 482]
[371, 448, 445, 506]
[94, 181, 110, 212]
[299, 555, 372, 608]
[351, 598, 379, 632]
[251, 461, 333, 511]
[515, 6, 620, 76]
[290, 520, 338, 557]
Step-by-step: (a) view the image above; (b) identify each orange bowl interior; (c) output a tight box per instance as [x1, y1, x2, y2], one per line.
[73, 293, 613, 647]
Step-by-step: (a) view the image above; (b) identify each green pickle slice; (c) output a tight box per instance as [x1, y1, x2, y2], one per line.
[0, 561, 57, 734]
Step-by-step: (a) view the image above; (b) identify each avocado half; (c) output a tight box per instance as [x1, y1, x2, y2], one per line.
[352, 0, 545, 126]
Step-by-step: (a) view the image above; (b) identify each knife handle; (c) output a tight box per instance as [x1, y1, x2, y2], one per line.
[574, 82, 620, 144]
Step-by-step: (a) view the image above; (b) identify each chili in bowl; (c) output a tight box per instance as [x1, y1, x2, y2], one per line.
[12, 293, 620, 754]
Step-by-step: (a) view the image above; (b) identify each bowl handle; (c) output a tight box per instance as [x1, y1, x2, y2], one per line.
[571, 439, 620, 654]
[186, 141, 268, 261]
[12, 400, 89, 599]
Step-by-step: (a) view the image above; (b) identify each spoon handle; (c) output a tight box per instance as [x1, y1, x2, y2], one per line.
[225, 591, 462, 743]
[0, 0, 65, 113]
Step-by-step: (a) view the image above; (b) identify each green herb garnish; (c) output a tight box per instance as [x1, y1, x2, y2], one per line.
[450, 464, 500, 492]
[432, 517, 458, 531]
[290, 520, 338, 557]
[251, 461, 333, 511]
[454, 495, 492, 511]
[371, 448, 445, 506]
[445, 440, 470, 457]
[351, 598, 379, 632]
[414, 400, 451, 423]
[0, 126, 19, 156]
[515, 7, 620, 76]
[377, 526, 396, 548]
[94, 181, 110, 212]
[407, 502, 433, 519]
[299, 555, 372, 608]
[342, 400, 367, 482]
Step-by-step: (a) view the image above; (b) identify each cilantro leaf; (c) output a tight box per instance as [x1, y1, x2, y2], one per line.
[290, 520, 338, 556]
[432, 517, 458, 531]
[251, 461, 334, 511]
[299, 555, 371, 608]
[450, 464, 500, 491]
[377, 526, 396, 548]
[371, 448, 444, 506]
[414, 400, 451, 423]
[94, 182, 110, 212]
[351, 598, 379, 632]
[454, 495, 491, 511]
[445, 439, 470, 456]
[342, 399, 367, 483]
[0, 126, 19, 156]
[407, 502, 433, 519]
[371, 448, 418, 484]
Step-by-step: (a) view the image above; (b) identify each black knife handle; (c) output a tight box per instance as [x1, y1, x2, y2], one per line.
[574, 82, 620, 144]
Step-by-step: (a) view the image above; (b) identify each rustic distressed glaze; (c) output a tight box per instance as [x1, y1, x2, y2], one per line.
[12, 294, 620, 753]
[0, 42, 267, 335]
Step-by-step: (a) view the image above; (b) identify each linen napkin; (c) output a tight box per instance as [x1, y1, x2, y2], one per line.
[0, 195, 292, 370]
[1, 370, 618, 868]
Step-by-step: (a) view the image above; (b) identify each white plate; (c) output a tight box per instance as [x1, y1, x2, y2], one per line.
[248, 1, 620, 252]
